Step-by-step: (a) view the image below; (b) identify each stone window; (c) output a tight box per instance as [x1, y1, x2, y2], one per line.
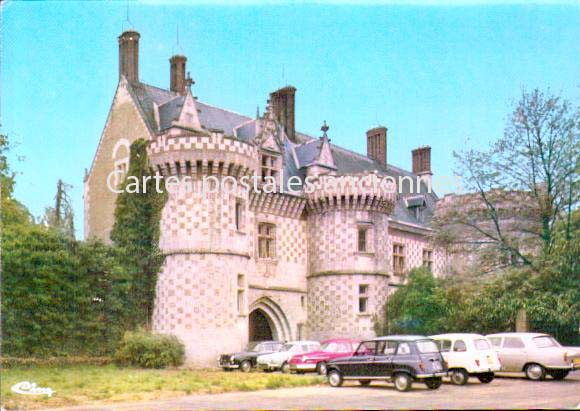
[235, 200, 244, 232]
[260, 153, 279, 182]
[113, 160, 128, 187]
[257, 223, 276, 259]
[357, 223, 373, 253]
[358, 284, 369, 313]
[237, 274, 246, 315]
[393, 243, 406, 275]
[358, 227, 367, 252]
[422, 249, 433, 269]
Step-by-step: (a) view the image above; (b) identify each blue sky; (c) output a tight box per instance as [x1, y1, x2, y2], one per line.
[2, 1, 579, 238]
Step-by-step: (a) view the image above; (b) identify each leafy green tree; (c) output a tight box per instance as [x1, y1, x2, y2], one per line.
[110, 139, 166, 328]
[379, 267, 451, 336]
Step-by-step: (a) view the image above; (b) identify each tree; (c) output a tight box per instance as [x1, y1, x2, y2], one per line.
[435, 89, 579, 270]
[110, 139, 166, 328]
[42, 179, 75, 239]
[378, 267, 450, 336]
[0, 133, 32, 228]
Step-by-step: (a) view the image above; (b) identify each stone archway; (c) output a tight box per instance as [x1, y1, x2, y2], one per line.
[249, 297, 292, 342]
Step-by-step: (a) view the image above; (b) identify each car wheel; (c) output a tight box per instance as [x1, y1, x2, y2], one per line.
[425, 377, 442, 390]
[359, 380, 371, 386]
[316, 362, 328, 376]
[477, 373, 494, 384]
[328, 370, 343, 387]
[393, 373, 412, 392]
[548, 370, 569, 380]
[281, 362, 290, 374]
[240, 360, 252, 373]
[524, 363, 546, 381]
[450, 369, 469, 385]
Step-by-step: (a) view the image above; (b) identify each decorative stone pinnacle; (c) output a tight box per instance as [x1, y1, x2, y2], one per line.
[321, 120, 329, 138]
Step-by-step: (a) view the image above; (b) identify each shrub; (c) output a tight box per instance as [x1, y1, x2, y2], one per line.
[114, 330, 185, 368]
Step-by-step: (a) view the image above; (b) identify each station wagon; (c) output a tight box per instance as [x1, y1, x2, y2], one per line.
[326, 336, 447, 392]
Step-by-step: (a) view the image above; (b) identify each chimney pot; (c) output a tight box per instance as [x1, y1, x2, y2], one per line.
[118, 30, 140, 83]
[170, 55, 188, 95]
[412, 146, 433, 191]
[269, 86, 297, 143]
[412, 146, 432, 175]
[366, 126, 387, 166]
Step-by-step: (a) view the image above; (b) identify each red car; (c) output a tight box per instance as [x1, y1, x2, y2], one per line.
[289, 339, 359, 375]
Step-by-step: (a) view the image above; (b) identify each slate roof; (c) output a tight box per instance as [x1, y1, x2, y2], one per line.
[130, 82, 253, 136]
[128, 81, 438, 229]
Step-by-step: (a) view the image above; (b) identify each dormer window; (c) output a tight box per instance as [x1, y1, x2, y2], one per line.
[405, 195, 427, 221]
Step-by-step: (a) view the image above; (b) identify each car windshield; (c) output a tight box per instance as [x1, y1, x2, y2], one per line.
[533, 336, 560, 348]
[416, 340, 439, 353]
[474, 339, 491, 350]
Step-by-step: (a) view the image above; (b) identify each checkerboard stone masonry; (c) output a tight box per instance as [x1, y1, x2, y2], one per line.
[307, 274, 390, 341]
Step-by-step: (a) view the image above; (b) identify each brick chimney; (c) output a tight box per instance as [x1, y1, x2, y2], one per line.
[366, 126, 387, 166]
[170, 55, 187, 95]
[118, 30, 140, 83]
[270, 86, 297, 142]
[412, 146, 432, 188]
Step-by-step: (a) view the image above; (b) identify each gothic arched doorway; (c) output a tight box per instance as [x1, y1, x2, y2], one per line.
[248, 297, 292, 342]
[249, 309, 274, 342]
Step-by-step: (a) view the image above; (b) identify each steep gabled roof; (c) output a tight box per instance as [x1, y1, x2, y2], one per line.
[125, 80, 438, 229]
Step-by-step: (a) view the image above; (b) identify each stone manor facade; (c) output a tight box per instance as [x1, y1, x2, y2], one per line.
[84, 30, 449, 366]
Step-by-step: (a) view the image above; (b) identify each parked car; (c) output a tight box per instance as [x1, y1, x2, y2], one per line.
[487, 332, 580, 381]
[326, 336, 447, 392]
[218, 341, 283, 372]
[431, 333, 500, 385]
[289, 339, 359, 375]
[257, 341, 321, 373]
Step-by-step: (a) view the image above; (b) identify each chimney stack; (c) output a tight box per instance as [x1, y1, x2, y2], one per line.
[270, 86, 297, 142]
[366, 126, 387, 166]
[412, 146, 432, 187]
[170, 55, 187, 95]
[118, 30, 140, 83]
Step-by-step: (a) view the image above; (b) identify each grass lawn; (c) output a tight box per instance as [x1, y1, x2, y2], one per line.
[1, 365, 324, 410]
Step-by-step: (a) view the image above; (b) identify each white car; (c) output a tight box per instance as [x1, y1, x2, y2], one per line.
[257, 341, 320, 373]
[487, 332, 580, 381]
[431, 333, 500, 385]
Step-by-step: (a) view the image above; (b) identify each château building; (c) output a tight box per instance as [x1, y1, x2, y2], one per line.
[84, 29, 449, 365]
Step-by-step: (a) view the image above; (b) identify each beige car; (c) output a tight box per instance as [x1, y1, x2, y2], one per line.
[487, 332, 580, 381]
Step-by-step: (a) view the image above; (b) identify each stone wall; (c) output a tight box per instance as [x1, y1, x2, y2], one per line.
[84, 79, 152, 242]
